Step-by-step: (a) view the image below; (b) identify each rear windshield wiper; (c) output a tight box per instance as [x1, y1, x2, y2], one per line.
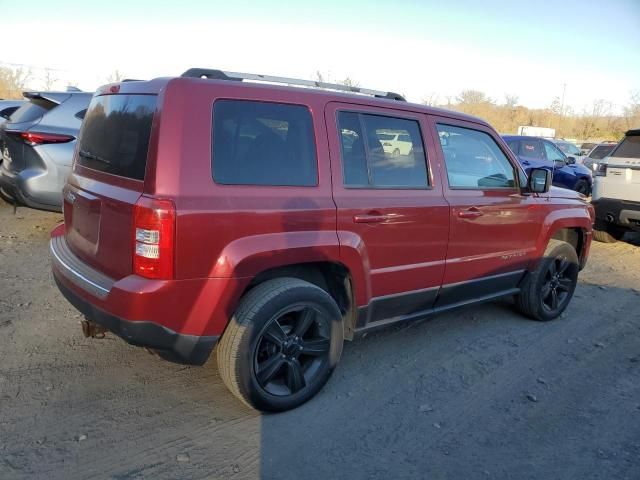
[79, 149, 110, 164]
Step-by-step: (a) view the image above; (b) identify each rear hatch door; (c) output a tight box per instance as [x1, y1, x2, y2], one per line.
[64, 92, 157, 279]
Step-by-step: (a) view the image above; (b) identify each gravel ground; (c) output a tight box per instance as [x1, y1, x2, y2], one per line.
[0, 199, 639, 480]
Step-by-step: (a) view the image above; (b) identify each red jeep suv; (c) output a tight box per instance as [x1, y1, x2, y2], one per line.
[51, 69, 594, 411]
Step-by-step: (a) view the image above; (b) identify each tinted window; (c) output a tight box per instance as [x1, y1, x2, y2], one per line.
[437, 124, 516, 189]
[338, 112, 428, 188]
[212, 100, 317, 186]
[520, 139, 545, 159]
[8, 98, 56, 124]
[506, 140, 519, 154]
[544, 142, 565, 162]
[0, 106, 20, 120]
[611, 135, 640, 159]
[77, 94, 156, 180]
[589, 144, 616, 160]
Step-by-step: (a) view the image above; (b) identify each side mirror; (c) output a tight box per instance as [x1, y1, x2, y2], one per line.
[528, 168, 552, 194]
[566, 156, 576, 164]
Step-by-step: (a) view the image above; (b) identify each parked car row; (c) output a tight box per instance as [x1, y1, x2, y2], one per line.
[45, 68, 597, 411]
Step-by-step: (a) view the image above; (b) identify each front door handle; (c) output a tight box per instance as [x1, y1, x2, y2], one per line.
[458, 207, 484, 219]
[353, 212, 393, 224]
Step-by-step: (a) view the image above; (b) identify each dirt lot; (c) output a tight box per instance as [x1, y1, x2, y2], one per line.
[0, 199, 639, 480]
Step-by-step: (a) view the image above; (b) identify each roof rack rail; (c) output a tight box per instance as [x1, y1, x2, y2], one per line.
[180, 68, 406, 101]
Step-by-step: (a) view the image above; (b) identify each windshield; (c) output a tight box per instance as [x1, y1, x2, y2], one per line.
[589, 144, 616, 160]
[556, 142, 580, 155]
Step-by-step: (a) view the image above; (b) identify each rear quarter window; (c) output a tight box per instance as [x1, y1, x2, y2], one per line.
[77, 94, 157, 180]
[212, 100, 317, 186]
[7, 98, 56, 123]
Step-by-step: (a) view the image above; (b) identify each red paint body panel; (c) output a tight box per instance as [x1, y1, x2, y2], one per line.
[52, 76, 594, 342]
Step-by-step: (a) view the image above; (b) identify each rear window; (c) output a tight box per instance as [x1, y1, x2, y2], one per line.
[589, 144, 616, 160]
[520, 139, 545, 159]
[611, 135, 640, 159]
[212, 100, 317, 186]
[8, 98, 56, 123]
[77, 94, 157, 180]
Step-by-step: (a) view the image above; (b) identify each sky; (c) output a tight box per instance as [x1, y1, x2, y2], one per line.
[1, 0, 639, 113]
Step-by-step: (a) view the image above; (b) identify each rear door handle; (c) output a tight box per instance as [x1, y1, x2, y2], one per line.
[458, 207, 484, 219]
[353, 213, 393, 224]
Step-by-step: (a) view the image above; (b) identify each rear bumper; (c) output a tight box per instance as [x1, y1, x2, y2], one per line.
[50, 232, 246, 365]
[54, 275, 218, 365]
[593, 197, 640, 231]
[0, 163, 63, 212]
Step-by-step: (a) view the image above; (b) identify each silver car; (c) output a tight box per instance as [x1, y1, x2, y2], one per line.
[0, 90, 91, 211]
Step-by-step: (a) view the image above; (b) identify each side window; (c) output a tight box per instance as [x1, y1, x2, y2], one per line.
[436, 124, 516, 189]
[337, 111, 429, 188]
[544, 142, 565, 162]
[520, 139, 545, 159]
[212, 100, 317, 186]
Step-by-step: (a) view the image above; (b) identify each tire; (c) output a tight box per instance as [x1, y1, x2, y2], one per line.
[515, 239, 579, 321]
[574, 179, 591, 196]
[217, 278, 343, 412]
[593, 227, 625, 243]
[392, 148, 400, 157]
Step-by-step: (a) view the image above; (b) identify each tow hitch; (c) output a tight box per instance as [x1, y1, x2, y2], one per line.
[80, 319, 108, 339]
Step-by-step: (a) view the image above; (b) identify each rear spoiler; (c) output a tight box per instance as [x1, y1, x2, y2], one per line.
[22, 91, 72, 105]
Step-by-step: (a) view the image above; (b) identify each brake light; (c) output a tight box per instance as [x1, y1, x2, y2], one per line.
[19, 131, 75, 146]
[133, 197, 176, 279]
[595, 163, 608, 176]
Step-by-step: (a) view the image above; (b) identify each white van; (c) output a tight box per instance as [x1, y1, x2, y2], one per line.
[592, 129, 640, 242]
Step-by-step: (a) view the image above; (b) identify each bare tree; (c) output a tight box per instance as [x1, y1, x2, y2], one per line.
[422, 92, 440, 106]
[42, 69, 58, 91]
[624, 90, 640, 129]
[0, 66, 31, 99]
[106, 69, 124, 83]
[456, 89, 491, 105]
[338, 77, 360, 88]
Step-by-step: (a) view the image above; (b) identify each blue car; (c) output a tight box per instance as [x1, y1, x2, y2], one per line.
[502, 135, 593, 195]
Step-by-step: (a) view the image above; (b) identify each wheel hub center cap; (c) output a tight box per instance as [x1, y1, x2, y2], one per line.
[283, 338, 301, 357]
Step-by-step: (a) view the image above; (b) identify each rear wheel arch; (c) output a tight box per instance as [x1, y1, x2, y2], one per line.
[240, 262, 357, 340]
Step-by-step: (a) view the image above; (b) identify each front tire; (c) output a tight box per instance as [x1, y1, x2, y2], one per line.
[515, 239, 579, 321]
[217, 278, 343, 412]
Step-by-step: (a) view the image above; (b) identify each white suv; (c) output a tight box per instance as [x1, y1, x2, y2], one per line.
[591, 129, 640, 242]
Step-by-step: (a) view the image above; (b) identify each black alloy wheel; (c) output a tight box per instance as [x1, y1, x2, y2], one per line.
[540, 255, 574, 313]
[254, 304, 331, 397]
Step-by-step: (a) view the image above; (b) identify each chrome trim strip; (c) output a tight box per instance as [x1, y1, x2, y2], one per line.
[50, 241, 110, 299]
